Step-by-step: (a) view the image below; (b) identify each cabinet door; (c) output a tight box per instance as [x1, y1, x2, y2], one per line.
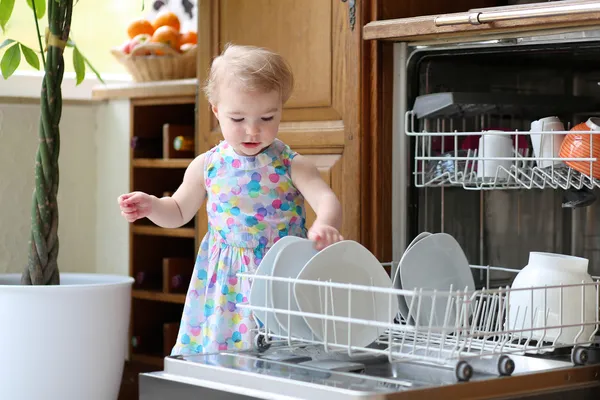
[197, 0, 360, 242]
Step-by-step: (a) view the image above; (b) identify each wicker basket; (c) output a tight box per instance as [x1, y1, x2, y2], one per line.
[111, 42, 197, 82]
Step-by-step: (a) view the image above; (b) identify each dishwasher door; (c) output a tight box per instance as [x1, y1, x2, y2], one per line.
[137, 355, 600, 400]
[139, 372, 263, 400]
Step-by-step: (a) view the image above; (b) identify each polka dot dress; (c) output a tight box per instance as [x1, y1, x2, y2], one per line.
[171, 139, 307, 355]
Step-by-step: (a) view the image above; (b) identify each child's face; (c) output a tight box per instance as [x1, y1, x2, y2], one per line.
[211, 82, 282, 156]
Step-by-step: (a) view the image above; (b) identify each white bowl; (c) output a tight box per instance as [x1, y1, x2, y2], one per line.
[293, 240, 397, 348]
[507, 252, 597, 345]
[399, 233, 475, 327]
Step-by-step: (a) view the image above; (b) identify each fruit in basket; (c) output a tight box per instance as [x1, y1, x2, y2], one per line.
[152, 10, 181, 32]
[119, 40, 132, 55]
[151, 26, 180, 50]
[129, 34, 152, 55]
[127, 18, 155, 39]
[180, 43, 195, 53]
[180, 31, 197, 46]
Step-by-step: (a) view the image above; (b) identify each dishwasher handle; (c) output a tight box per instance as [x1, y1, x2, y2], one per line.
[435, 2, 600, 27]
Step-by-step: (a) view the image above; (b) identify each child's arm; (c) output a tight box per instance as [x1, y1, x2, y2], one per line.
[291, 155, 343, 249]
[118, 153, 207, 228]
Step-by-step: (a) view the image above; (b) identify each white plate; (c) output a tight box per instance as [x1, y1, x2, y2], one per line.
[294, 240, 397, 348]
[249, 236, 304, 336]
[399, 233, 475, 327]
[270, 239, 319, 340]
[393, 232, 431, 323]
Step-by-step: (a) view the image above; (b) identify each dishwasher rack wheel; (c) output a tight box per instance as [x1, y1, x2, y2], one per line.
[498, 355, 515, 376]
[571, 346, 588, 366]
[254, 334, 272, 352]
[455, 361, 473, 382]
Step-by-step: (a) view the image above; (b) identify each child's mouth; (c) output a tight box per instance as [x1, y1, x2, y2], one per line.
[242, 142, 261, 148]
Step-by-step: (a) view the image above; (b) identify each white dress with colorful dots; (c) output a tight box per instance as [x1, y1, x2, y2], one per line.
[171, 139, 307, 355]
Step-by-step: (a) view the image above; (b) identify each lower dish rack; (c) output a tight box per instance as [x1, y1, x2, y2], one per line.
[238, 264, 600, 382]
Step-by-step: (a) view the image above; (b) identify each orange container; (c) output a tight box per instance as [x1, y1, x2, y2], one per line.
[558, 117, 600, 179]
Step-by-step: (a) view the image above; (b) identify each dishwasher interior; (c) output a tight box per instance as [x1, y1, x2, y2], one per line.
[405, 40, 600, 284]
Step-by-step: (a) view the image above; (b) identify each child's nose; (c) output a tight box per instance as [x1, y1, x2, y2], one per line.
[247, 124, 260, 136]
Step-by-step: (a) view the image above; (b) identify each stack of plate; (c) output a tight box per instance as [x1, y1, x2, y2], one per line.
[392, 232, 475, 327]
[249, 237, 397, 348]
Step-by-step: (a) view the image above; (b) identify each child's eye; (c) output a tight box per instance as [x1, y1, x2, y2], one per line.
[231, 118, 244, 123]
[262, 116, 274, 121]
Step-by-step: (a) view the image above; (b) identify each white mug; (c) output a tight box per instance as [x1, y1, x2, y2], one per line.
[477, 131, 513, 181]
[530, 116, 565, 169]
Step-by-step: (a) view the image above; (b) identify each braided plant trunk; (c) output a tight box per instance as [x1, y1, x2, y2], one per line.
[21, 0, 74, 285]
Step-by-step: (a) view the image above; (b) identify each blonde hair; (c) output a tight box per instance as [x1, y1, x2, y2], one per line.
[204, 43, 294, 105]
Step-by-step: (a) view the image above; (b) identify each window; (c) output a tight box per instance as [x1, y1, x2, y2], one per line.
[2, 0, 197, 76]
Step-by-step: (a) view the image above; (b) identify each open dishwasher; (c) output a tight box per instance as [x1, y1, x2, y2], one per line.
[140, 261, 600, 399]
[140, 8, 600, 400]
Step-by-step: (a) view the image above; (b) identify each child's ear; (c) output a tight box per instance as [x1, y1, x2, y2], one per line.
[211, 104, 219, 119]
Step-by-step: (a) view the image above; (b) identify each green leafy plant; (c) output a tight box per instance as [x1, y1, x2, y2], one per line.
[0, 0, 103, 285]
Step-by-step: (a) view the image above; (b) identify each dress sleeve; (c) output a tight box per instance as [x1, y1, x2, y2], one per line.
[203, 143, 220, 182]
[280, 142, 298, 165]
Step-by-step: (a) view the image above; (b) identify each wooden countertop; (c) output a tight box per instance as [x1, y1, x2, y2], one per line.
[363, 1, 600, 43]
[91, 78, 197, 100]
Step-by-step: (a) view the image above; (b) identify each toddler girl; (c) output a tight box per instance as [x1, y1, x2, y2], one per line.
[118, 44, 343, 354]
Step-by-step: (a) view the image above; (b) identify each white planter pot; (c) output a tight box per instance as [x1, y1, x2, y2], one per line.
[0, 273, 134, 400]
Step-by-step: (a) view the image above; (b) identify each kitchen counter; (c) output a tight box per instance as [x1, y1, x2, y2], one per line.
[91, 78, 197, 101]
[363, 2, 600, 43]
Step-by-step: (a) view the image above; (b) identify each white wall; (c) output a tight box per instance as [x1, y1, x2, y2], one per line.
[95, 100, 130, 277]
[0, 99, 130, 277]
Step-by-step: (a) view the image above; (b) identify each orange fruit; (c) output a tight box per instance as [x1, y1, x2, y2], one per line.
[127, 18, 155, 39]
[151, 26, 180, 50]
[152, 10, 180, 32]
[180, 31, 197, 46]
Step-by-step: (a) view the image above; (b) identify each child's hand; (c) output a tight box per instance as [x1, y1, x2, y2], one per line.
[118, 192, 153, 223]
[308, 222, 343, 251]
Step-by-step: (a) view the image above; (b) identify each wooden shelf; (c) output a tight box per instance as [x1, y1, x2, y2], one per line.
[131, 353, 165, 368]
[133, 158, 193, 169]
[133, 290, 186, 304]
[91, 78, 197, 101]
[127, 92, 197, 372]
[132, 225, 195, 238]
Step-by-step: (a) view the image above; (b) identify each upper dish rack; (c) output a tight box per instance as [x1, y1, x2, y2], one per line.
[405, 93, 600, 191]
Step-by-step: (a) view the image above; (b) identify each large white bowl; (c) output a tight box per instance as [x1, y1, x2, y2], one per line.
[399, 233, 475, 327]
[507, 252, 596, 345]
[293, 240, 397, 348]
